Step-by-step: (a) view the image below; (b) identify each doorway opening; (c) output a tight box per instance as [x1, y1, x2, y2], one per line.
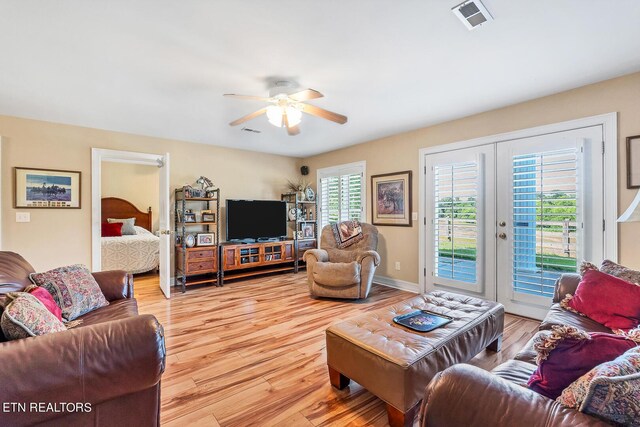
[91, 149, 171, 298]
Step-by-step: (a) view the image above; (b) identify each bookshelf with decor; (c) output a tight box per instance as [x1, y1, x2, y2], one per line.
[175, 185, 220, 292]
[281, 191, 318, 273]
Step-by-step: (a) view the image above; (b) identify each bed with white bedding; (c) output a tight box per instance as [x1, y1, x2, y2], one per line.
[101, 197, 159, 274]
[101, 226, 159, 274]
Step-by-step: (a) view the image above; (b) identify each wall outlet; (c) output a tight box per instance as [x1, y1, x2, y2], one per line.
[394, 261, 401, 271]
[16, 212, 30, 223]
[412, 212, 418, 221]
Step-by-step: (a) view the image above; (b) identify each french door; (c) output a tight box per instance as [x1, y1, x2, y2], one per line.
[425, 126, 605, 319]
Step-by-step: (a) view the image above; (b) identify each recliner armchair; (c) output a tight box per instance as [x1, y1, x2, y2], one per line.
[303, 223, 380, 299]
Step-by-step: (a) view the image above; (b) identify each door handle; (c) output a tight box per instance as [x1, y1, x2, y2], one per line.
[498, 232, 507, 240]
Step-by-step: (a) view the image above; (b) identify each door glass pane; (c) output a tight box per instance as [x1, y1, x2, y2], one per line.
[433, 161, 478, 284]
[512, 148, 578, 298]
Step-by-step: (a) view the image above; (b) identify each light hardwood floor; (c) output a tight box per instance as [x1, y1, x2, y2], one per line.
[134, 272, 539, 427]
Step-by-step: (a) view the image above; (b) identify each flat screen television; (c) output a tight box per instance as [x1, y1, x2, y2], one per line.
[226, 199, 287, 242]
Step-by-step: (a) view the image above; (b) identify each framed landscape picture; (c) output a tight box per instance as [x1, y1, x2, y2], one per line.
[14, 167, 81, 208]
[371, 170, 412, 227]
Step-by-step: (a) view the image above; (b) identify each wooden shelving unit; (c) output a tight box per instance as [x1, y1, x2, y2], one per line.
[220, 240, 296, 284]
[174, 187, 220, 292]
[281, 192, 318, 272]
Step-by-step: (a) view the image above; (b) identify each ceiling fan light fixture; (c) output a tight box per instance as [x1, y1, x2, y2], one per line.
[285, 106, 302, 127]
[266, 105, 283, 127]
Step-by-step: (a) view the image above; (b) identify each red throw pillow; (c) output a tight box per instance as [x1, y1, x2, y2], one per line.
[101, 222, 123, 237]
[27, 286, 63, 321]
[562, 269, 640, 330]
[528, 326, 637, 399]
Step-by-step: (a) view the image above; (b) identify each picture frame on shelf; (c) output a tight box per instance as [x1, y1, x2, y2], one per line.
[627, 135, 640, 189]
[14, 167, 81, 208]
[183, 212, 197, 223]
[305, 186, 315, 201]
[197, 233, 215, 246]
[296, 230, 304, 239]
[302, 223, 315, 239]
[202, 213, 215, 222]
[371, 170, 412, 227]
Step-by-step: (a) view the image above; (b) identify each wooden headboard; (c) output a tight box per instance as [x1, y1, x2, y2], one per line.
[101, 197, 153, 232]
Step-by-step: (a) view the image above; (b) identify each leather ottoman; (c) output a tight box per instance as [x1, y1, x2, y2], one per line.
[326, 291, 504, 427]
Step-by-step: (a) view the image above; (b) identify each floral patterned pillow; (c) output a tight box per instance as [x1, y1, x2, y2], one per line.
[558, 346, 640, 425]
[0, 292, 66, 340]
[30, 264, 108, 321]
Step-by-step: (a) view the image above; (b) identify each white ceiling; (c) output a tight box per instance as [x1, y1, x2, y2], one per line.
[1, 1, 640, 157]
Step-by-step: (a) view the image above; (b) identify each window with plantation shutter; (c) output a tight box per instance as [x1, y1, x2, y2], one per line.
[433, 161, 479, 284]
[511, 147, 580, 298]
[317, 162, 366, 230]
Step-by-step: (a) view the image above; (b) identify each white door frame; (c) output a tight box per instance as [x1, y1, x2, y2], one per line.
[419, 112, 618, 294]
[91, 148, 171, 298]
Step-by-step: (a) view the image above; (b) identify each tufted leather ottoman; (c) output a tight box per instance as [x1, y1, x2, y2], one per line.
[326, 290, 504, 427]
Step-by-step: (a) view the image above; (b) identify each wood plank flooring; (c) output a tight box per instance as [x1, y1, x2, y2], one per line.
[134, 272, 539, 427]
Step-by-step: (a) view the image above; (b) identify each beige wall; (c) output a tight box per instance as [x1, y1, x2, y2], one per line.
[302, 71, 640, 284]
[101, 162, 160, 232]
[1, 116, 299, 270]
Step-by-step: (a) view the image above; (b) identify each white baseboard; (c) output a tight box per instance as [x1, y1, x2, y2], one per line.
[373, 275, 421, 294]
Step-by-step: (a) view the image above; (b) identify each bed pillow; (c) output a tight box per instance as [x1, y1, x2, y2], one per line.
[1, 292, 66, 340]
[527, 325, 637, 400]
[561, 269, 640, 331]
[29, 264, 108, 321]
[107, 217, 136, 235]
[558, 346, 640, 425]
[101, 222, 123, 237]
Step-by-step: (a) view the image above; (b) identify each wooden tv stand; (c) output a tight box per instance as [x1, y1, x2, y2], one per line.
[220, 240, 296, 284]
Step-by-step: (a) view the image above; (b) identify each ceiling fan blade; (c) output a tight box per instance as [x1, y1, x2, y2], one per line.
[287, 125, 300, 136]
[301, 104, 348, 124]
[282, 112, 300, 136]
[288, 89, 323, 102]
[229, 107, 268, 126]
[224, 94, 272, 102]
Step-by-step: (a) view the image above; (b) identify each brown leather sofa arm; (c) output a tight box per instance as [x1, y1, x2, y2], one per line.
[303, 249, 329, 263]
[419, 364, 607, 427]
[92, 270, 134, 301]
[356, 250, 380, 266]
[0, 314, 165, 426]
[552, 273, 581, 303]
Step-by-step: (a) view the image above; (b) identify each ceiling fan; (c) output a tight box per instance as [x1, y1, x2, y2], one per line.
[224, 81, 348, 136]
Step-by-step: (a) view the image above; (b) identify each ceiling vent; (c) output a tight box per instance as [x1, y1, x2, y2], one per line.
[452, 0, 493, 30]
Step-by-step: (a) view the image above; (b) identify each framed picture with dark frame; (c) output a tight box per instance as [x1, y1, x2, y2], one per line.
[14, 167, 81, 208]
[371, 170, 412, 227]
[627, 135, 640, 189]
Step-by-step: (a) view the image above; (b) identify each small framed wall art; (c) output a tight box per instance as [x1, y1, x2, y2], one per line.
[627, 135, 640, 189]
[371, 170, 412, 227]
[14, 167, 81, 208]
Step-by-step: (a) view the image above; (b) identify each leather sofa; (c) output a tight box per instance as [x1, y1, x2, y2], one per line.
[0, 251, 166, 427]
[303, 223, 380, 299]
[419, 274, 611, 426]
